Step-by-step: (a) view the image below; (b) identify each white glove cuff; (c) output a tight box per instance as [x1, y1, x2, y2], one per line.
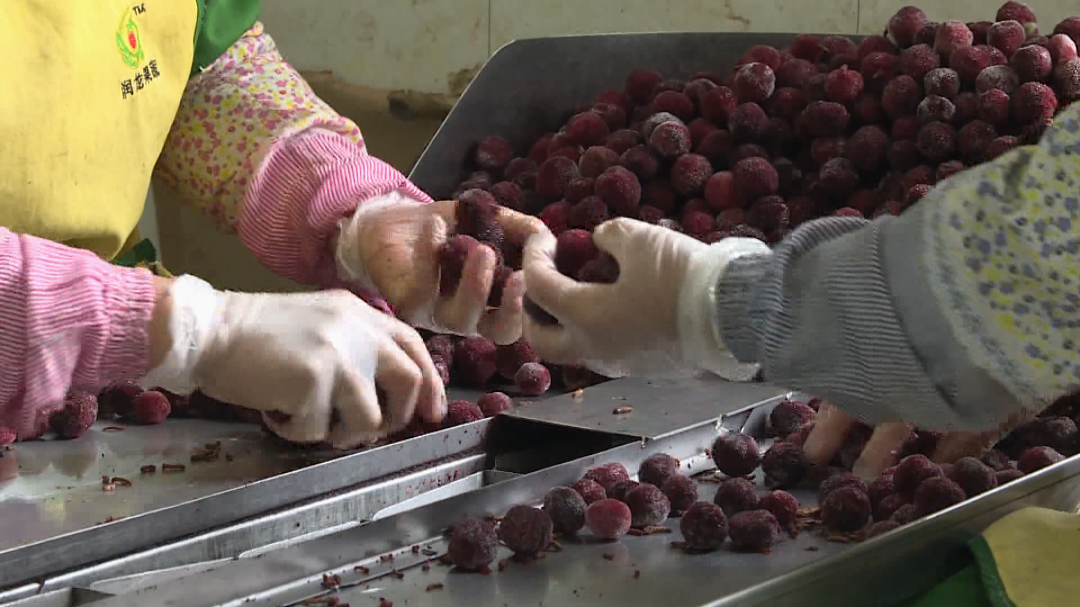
[677, 238, 770, 381]
[334, 191, 416, 290]
[138, 275, 222, 394]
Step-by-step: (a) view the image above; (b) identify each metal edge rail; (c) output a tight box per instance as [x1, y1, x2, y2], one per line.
[0, 419, 490, 591]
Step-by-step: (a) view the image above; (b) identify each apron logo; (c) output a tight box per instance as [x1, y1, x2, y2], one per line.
[115, 5, 145, 68]
[115, 4, 160, 100]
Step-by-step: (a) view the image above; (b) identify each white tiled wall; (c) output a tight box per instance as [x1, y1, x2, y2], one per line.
[154, 0, 1080, 289]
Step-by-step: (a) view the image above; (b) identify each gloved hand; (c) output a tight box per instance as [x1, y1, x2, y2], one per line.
[522, 217, 767, 379]
[803, 404, 1013, 478]
[140, 275, 444, 448]
[334, 193, 547, 345]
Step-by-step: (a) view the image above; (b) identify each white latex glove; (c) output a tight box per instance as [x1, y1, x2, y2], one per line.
[140, 275, 445, 448]
[334, 193, 547, 345]
[522, 217, 767, 379]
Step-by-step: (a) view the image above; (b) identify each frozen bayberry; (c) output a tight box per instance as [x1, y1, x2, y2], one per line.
[661, 475, 698, 515]
[453, 337, 497, 387]
[899, 44, 939, 83]
[1011, 81, 1057, 123]
[544, 486, 587, 535]
[819, 472, 868, 504]
[625, 483, 671, 528]
[916, 121, 956, 163]
[595, 165, 642, 216]
[670, 153, 713, 196]
[448, 518, 498, 571]
[996, 2, 1038, 36]
[650, 90, 695, 122]
[475, 136, 513, 171]
[712, 432, 761, 477]
[733, 157, 779, 200]
[875, 493, 910, 522]
[625, 69, 662, 103]
[680, 501, 728, 550]
[495, 340, 537, 381]
[935, 21, 974, 57]
[894, 454, 944, 498]
[713, 477, 760, 517]
[1011, 44, 1052, 82]
[825, 66, 863, 103]
[639, 453, 680, 488]
[977, 65, 1020, 94]
[769, 401, 813, 438]
[759, 490, 800, 536]
[585, 498, 633, 539]
[959, 120, 997, 162]
[948, 457, 998, 497]
[734, 63, 776, 103]
[539, 201, 570, 234]
[128, 390, 170, 425]
[536, 156, 580, 200]
[883, 75, 922, 119]
[822, 486, 871, 532]
[445, 400, 484, 427]
[949, 46, 991, 84]
[572, 478, 607, 504]
[762, 441, 810, 486]
[51, 391, 98, 439]
[1054, 58, 1080, 99]
[913, 476, 966, 516]
[511, 362, 549, 396]
[889, 6, 929, 48]
[477, 392, 513, 418]
[583, 462, 631, 493]
[728, 510, 780, 553]
[499, 505, 553, 556]
[1017, 446, 1064, 473]
[988, 20, 1026, 57]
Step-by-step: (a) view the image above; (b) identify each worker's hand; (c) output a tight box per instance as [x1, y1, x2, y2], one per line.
[803, 404, 1008, 478]
[140, 275, 445, 448]
[335, 193, 547, 345]
[522, 217, 767, 379]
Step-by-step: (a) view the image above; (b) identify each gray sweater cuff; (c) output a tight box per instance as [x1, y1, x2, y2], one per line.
[714, 253, 772, 363]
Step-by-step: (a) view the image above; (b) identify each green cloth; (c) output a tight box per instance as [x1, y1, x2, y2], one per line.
[908, 507, 1078, 607]
[191, 0, 261, 76]
[113, 238, 171, 277]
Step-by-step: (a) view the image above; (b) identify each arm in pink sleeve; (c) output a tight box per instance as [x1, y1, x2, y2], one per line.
[0, 229, 155, 439]
[154, 22, 431, 287]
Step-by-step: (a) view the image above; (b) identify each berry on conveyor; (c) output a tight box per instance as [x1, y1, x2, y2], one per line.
[583, 462, 631, 493]
[728, 510, 781, 553]
[711, 432, 761, 477]
[1017, 446, 1064, 473]
[585, 498, 633, 540]
[947, 457, 998, 497]
[625, 483, 672, 528]
[913, 476, 966, 516]
[477, 392, 513, 418]
[821, 486, 872, 532]
[661, 475, 698, 515]
[572, 478, 607, 505]
[128, 390, 171, 425]
[50, 391, 98, 439]
[609, 479, 641, 503]
[893, 454, 944, 499]
[759, 490, 800, 537]
[453, 337, 497, 387]
[514, 363, 552, 396]
[818, 472, 868, 504]
[761, 441, 810, 487]
[498, 505, 553, 556]
[680, 501, 728, 550]
[544, 487, 588, 535]
[639, 453, 680, 488]
[444, 400, 484, 427]
[448, 518, 498, 571]
[713, 477, 760, 517]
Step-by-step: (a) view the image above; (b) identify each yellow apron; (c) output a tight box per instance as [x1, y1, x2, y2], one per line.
[0, 1, 197, 262]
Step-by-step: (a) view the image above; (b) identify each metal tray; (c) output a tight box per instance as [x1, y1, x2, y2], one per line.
[77, 392, 1080, 607]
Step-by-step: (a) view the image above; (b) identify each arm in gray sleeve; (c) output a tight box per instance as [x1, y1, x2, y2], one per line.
[713, 104, 1080, 431]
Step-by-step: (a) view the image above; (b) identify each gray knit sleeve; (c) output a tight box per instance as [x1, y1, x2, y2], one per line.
[714, 104, 1080, 430]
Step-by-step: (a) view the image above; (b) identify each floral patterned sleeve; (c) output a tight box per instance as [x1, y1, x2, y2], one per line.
[154, 22, 431, 287]
[714, 102, 1080, 432]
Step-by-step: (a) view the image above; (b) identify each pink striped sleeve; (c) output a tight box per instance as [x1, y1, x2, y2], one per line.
[0, 229, 156, 439]
[155, 23, 432, 286]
